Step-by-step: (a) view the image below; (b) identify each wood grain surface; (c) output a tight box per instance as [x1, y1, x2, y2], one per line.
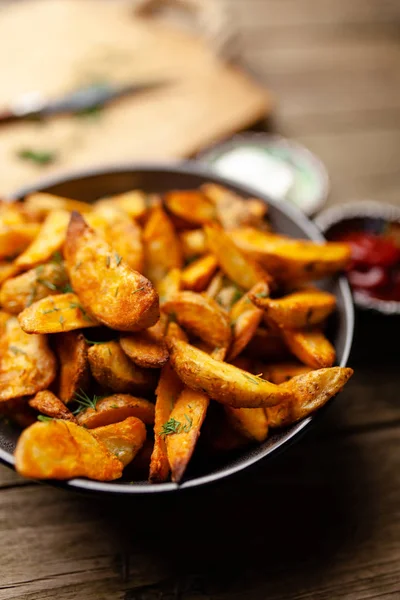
[1, 1, 400, 599]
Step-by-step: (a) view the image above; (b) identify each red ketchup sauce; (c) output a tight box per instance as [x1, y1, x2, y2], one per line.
[336, 231, 400, 301]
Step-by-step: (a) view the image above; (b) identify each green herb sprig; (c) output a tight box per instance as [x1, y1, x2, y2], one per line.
[72, 389, 104, 415]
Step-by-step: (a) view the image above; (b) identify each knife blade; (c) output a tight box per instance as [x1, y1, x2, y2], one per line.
[0, 80, 168, 123]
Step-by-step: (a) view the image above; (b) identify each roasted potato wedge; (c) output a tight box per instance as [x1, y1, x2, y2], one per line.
[150, 363, 183, 482]
[202, 183, 267, 230]
[165, 387, 209, 482]
[0, 262, 20, 286]
[120, 329, 168, 369]
[18, 292, 99, 334]
[245, 326, 290, 361]
[225, 406, 269, 442]
[142, 206, 183, 285]
[91, 417, 146, 467]
[24, 192, 92, 219]
[262, 362, 313, 384]
[180, 229, 207, 259]
[164, 190, 216, 225]
[64, 213, 159, 331]
[181, 254, 219, 292]
[205, 271, 224, 298]
[15, 211, 70, 269]
[15, 420, 123, 481]
[228, 282, 267, 360]
[158, 268, 181, 305]
[0, 262, 69, 314]
[251, 287, 336, 329]
[0, 201, 27, 227]
[266, 366, 353, 428]
[29, 391, 76, 422]
[0, 310, 12, 337]
[167, 338, 290, 408]
[282, 328, 336, 368]
[205, 223, 271, 290]
[0, 317, 56, 401]
[88, 341, 157, 394]
[94, 190, 148, 220]
[0, 223, 40, 260]
[76, 393, 155, 429]
[163, 290, 231, 349]
[165, 320, 188, 343]
[231, 228, 351, 283]
[54, 331, 90, 403]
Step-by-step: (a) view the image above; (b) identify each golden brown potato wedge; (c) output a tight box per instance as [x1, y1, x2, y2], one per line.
[88, 341, 157, 394]
[142, 206, 183, 285]
[0, 262, 20, 286]
[53, 331, 90, 403]
[181, 254, 219, 292]
[179, 229, 207, 259]
[0, 223, 40, 260]
[230, 227, 351, 283]
[165, 321, 188, 343]
[202, 184, 267, 230]
[165, 386, 209, 482]
[251, 287, 336, 329]
[75, 393, 155, 429]
[0, 310, 12, 337]
[15, 420, 123, 481]
[15, 211, 70, 269]
[150, 363, 183, 483]
[228, 282, 267, 360]
[205, 271, 224, 298]
[224, 406, 269, 442]
[245, 327, 290, 361]
[29, 391, 77, 422]
[0, 262, 69, 314]
[91, 417, 146, 467]
[266, 366, 353, 428]
[120, 329, 168, 369]
[164, 190, 216, 225]
[18, 292, 99, 334]
[163, 291, 231, 349]
[205, 223, 271, 290]
[94, 190, 148, 220]
[0, 201, 27, 227]
[24, 192, 92, 219]
[167, 338, 290, 408]
[64, 213, 159, 331]
[158, 268, 181, 305]
[0, 317, 56, 401]
[262, 362, 313, 385]
[282, 328, 336, 368]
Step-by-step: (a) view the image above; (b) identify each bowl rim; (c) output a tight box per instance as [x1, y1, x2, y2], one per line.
[2, 161, 354, 494]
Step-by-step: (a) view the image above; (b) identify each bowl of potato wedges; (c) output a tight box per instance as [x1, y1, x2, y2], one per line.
[0, 163, 354, 493]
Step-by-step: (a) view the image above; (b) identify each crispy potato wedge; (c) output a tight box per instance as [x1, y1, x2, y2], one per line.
[262, 362, 313, 385]
[228, 282, 267, 360]
[88, 341, 157, 394]
[0, 202, 27, 227]
[65, 213, 159, 331]
[205, 223, 271, 290]
[205, 271, 224, 298]
[245, 326, 290, 361]
[158, 268, 181, 305]
[0, 262, 20, 286]
[180, 229, 207, 259]
[54, 331, 90, 403]
[164, 190, 216, 225]
[165, 321, 188, 343]
[24, 192, 93, 219]
[120, 329, 168, 369]
[142, 206, 183, 285]
[91, 417, 146, 467]
[167, 338, 290, 408]
[266, 366, 353, 428]
[15, 420, 123, 480]
[230, 228, 351, 283]
[29, 391, 77, 422]
[251, 287, 336, 329]
[282, 328, 336, 368]
[225, 406, 269, 442]
[94, 190, 148, 220]
[163, 291, 231, 349]
[0, 310, 12, 337]
[165, 386, 209, 482]
[150, 363, 183, 482]
[202, 184, 267, 230]
[15, 211, 70, 269]
[0, 223, 40, 260]
[0, 317, 56, 401]
[0, 262, 69, 314]
[76, 393, 155, 429]
[18, 292, 99, 334]
[181, 254, 218, 292]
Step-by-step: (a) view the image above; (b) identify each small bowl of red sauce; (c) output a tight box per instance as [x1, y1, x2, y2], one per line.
[315, 201, 400, 314]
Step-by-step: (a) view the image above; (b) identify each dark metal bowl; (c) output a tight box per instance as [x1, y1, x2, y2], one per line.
[1, 162, 354, 494]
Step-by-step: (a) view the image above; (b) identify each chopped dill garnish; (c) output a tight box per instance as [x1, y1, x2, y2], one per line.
[37, 278, 58, 291]
[83, 337, 106, 345]
[17, 148, 57, 165]
[255, 291, 269, 299]
[114, 286, 119, 297]
[114, 252, 122, 266]
[159, 417, 182, 437]
[106, 256, 111, 268]
[243, 372, 263, 385]
[132, 286, 145, 294]
[181, 414, 193, 433]
[42, 307, 60, 315]
[72, 389, 103, 415]
[59, 314, 65, 326]
[62, 283, 74, 293]
[37, 415, 53, 422]
[51, 251, 63, 265]
[9, 345, 27, 356]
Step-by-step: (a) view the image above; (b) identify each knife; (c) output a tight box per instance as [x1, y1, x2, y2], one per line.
[0, 80, 168, 123]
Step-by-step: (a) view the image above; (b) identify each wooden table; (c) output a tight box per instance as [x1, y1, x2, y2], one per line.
[1, 1, 400, 598]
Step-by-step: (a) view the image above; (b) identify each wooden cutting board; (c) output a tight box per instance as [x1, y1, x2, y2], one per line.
[0, 0, 270, 195]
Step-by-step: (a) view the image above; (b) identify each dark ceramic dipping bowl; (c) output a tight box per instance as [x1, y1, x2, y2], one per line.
[1, 163, 354, 495]
[315, 201, 400, 315]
